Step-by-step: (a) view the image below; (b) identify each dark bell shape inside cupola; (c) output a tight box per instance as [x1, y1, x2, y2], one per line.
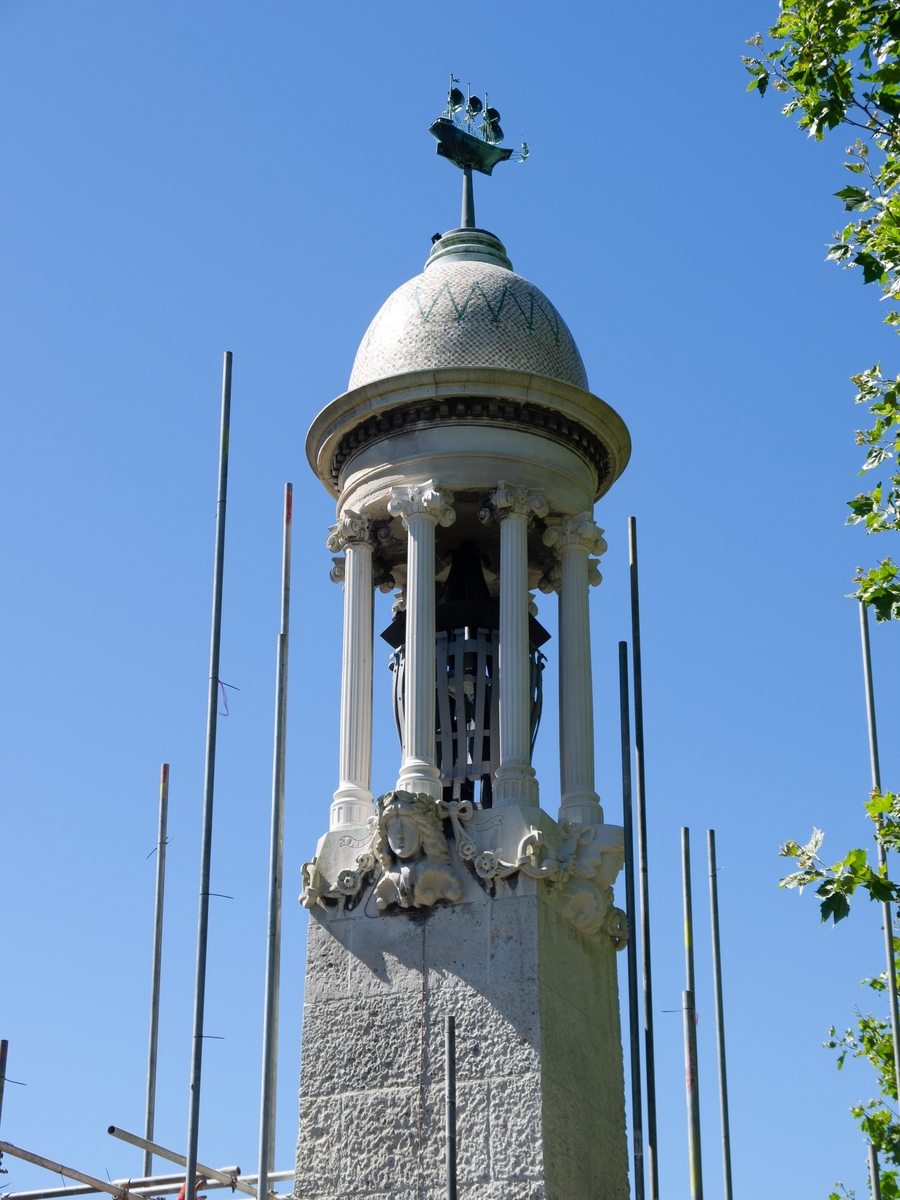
[382, 540, 549, 809]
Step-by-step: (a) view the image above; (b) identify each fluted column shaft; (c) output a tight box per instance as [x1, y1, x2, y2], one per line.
[326, 513, 376, 828]
[543, 513, 607, 826]
[388, 483, 455, 800]
[486, 483, 548, 809]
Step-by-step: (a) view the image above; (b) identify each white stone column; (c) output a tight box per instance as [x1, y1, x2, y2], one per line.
[485, 483, 548, 808]
[387, 483, 456, 800]
[543, 513, 607, 826]
[326, 511, 376, 828]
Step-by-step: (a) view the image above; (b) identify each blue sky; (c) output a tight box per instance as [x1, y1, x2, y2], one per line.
[2, 1, 899, 1196]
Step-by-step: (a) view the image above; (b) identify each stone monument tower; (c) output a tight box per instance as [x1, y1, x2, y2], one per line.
[296, 84, 632, 1200]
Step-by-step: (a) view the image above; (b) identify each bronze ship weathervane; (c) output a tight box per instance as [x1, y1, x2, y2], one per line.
[429, 76, 528, 228]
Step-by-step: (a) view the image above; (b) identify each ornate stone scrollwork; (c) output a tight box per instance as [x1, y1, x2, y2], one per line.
[479, 481, 549, 526]
[300, 850, 377, 910]
[387, 483, 456, 529]
[439, 798, 626, 942]
[329, 556, 346, 584]
[300, 789, 626, 946]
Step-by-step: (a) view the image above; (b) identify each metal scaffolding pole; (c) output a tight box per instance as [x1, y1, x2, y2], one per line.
[628, 516, 659, 1200]
[445, 1015, 458, 1200]
[108, 1128, 253, 1198]
[706, 831, 732, 1200]
[0, 1142, 141, 1200]
[185, 352, 233, 1200]
[2, 1168, 241, 1200]
[619, 641, 644, 1200]
[860, 601, 900, 1100]
[870, 1142, 883, 1200]
[681, 828, 703, 1200]
[144, 764, 170, 1176]
[0, 1039, 9, 1133]
[257, 483, 293, 1200]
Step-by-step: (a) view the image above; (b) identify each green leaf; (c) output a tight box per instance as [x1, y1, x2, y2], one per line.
[866, 792, 893, 817]
[806, 827, 825, 856]
[835, 185, 873, 210]
[854, 251, 886, 283]
[844, 847, 869, 871]
[821, 891, 852, 924]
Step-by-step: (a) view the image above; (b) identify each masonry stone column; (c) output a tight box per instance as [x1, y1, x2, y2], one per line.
[484, 482, 549, 808]
[387, 482, 455, 800]
[326, 511, 376, 828]
[543, 512, 607, 826]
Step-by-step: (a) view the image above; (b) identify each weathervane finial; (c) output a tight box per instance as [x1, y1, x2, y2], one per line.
[429, 76, 529, 230]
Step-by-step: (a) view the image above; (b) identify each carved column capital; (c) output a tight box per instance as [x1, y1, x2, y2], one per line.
[326, 510, 376, 553]
[479, 482, 549, 525]
[542, 513, 607, 558]
[328, 512, 395, 585]
[388, 483, 456, 529]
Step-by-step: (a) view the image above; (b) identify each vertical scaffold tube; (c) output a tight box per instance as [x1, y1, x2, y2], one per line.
[185, 352, 232, 1200]
[258, 483, 293, 1200]
[628, 516, 659, 1200]
[445, 1015, 457, 1200]
[860, 600, 900, 1099]
[707, 831, 732, 1200]
[144, 764, 169, 1176]
[619, 643, 644, 1200]
[681, 828, 703, 1200]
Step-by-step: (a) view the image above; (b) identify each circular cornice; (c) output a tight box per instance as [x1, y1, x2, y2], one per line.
[306, 366, 631, 502]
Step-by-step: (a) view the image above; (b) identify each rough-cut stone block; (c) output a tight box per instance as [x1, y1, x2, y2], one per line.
[302, 919, 350, 1002]
[456, 1080, 490, 1184]
[488, 893, 538, 984]
[422, 901, 488, 992]
[416, 986, 539, 1089]
[295, 1093, 342, 1195]
[461, 1183, 545, 1200]
[338, 1087, 419, 1193]
[489, 1074, 544, 1181]
[299, 997, 423, 1096]
[345, 909, 429, 997]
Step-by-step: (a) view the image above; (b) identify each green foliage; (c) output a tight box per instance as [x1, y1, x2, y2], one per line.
[745, 9, 900, 1188]
[779, 823, 898, 923]
[825, 984, 900, 1166]
[744, 2, 900, 618]
[781, 798, 900, 1189]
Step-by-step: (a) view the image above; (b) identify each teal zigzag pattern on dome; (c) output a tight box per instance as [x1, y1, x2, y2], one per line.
[413, 279, 562, 344]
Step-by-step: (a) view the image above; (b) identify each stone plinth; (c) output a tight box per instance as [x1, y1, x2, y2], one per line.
[295, 802, 628, 1200]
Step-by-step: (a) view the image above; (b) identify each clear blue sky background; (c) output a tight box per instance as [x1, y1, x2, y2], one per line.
[2, 1, 898, 1196]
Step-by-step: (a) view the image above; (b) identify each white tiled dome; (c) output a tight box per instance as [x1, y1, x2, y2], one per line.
[348, 231, 588, 392]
